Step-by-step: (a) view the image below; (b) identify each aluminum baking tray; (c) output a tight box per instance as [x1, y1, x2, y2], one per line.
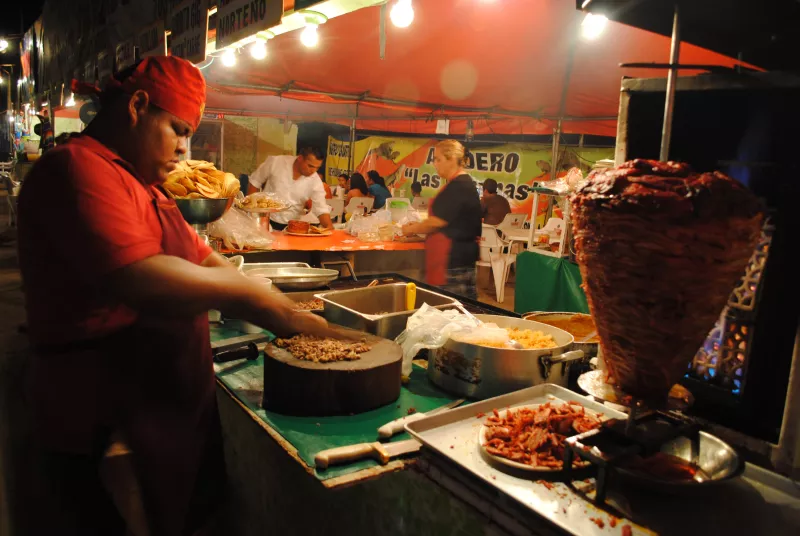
[406, 384, 800, 536]
[245, 266, 339, 290]
[405, 384, 644, 536]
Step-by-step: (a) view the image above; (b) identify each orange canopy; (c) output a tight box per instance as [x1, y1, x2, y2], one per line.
[204, 0, 754, 136]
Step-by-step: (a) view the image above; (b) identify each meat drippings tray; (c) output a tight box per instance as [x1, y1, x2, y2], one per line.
[405, 384, 646, 536]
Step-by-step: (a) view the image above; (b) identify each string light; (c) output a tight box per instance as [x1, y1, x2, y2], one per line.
[221, 48, 237, 67]
[390, 0, 415, 28]
[65, 93, 76, 107]
[0, 39, 8, 52]
[581, 13, 608, 40]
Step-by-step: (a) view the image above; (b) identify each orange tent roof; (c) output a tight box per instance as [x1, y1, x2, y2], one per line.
[204, 0, 754, 136]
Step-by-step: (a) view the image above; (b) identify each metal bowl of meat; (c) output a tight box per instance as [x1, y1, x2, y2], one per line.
[174, 197, 235, 225]
[616, 431, 744, 492]
[245, 266, 339, 290]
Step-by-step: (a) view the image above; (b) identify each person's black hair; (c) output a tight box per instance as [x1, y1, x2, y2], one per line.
[483, 178, 498, 194]
[367, 170, 386, 188]
[411, 182, 422, 194]
[350, 173, 369, 195]
[98, 60, 142, 109]
[338, 173, 350, 181]
[299, 146, 325, 161]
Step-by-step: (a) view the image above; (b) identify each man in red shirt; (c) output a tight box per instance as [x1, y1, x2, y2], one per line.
[17, 57, 332, 536]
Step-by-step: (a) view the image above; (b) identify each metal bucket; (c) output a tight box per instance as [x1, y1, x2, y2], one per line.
[427, 314, 583, 399]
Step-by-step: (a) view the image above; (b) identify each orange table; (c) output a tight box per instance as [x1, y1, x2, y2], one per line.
[265, 230, 425, 252]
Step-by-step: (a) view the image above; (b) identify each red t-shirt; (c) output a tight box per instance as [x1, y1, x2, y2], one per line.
[17, 135, 212, 346]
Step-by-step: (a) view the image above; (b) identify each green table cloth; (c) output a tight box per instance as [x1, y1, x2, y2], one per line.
[514, 251, 589, 315]
[211, 326, 458, 481]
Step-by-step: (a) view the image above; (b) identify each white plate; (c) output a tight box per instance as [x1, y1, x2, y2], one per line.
[478, 402, 609, 472]
[284, 231, 333, 237]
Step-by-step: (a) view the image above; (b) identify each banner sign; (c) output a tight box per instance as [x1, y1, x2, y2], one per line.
[138, 19, 168, 57]
[326, 136, 614, 217]
[216, 0, 283, 49]
[168, 0, 208, 64]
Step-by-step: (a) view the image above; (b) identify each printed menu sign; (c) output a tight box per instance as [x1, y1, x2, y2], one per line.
[168, 0, 208, 64]
[216, 0, 282, 49]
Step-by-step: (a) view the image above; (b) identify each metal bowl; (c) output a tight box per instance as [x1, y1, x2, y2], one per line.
[174, 197, 235, 225]
[523, 311, 599, 359]
[616, 431, 744, 492]
[245, 266, 339, 290]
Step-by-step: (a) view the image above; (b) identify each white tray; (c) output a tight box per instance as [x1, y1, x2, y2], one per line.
[406, 383, 800, 536]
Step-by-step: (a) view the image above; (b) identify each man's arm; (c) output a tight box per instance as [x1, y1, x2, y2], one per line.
[308, 178, 334, 229]
[106, 254, 330, 338]
[402, 216, 448, 236]
[318, 213, 333, 229]
[201, 251, 237, 269]
[247, 157, 273, 194]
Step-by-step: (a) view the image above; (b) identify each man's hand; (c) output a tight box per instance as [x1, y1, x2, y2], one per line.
[318, 213, 334, 230]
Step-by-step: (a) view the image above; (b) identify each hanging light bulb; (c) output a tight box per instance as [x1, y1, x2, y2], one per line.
[300, 24, 319, 48]
[65, 93, 76, 107]
[0, 39, 8, 52]
[7, 115, 14, 123]
[221, 48, 237, 67]
[390, 0, 415, 28]
[581, 13, 608, 40]
[250, 39, 267, 60]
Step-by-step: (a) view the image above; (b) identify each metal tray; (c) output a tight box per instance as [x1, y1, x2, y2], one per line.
[245, 266, 339, 290]
[315, 283, 458, 339]
[241, 262, 310, 273]
[405, 384, 641, 536]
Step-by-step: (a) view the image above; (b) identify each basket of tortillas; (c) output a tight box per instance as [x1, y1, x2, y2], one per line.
[163, 159, 241, 199]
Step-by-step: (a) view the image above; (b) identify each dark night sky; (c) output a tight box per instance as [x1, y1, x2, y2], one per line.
[0, 0, 45, 37]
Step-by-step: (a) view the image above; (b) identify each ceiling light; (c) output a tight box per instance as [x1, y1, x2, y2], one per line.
[249, 32, 273, 60]
[7, 115, 14, 123]
[221, 48, 237, 67]
[0, 39, 8, 52]
[300, 24, 319, 48]
[299, 10, 327, 49]
[581, 13, 608, 40]
[390, 0, 415, 28]
[65, 93, 76, 107]
[250, 39, 267, 60]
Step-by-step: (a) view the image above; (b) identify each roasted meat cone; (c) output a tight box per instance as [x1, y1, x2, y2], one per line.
[571, 160, 762, 404]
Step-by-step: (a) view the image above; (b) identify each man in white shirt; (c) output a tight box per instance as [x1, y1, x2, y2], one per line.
[247, 147, 334, 230]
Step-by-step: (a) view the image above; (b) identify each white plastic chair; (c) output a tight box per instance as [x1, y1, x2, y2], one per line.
[497, 212, 526, 232]
[477, 224, 516, 303]
[345, 197, 374, 216]
[540, 217, 565, 239]
[326, 198, 345, 223]
[411, 196, 429, 211]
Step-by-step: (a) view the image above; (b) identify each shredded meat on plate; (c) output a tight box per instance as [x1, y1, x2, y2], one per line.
[274, 334, 371, 363]
[483, 401, 603, 469]
[293, 298, 324, 311]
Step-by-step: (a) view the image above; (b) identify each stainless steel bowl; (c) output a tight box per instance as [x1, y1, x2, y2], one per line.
[617, 431, 744, 492]
[174, 197, 235, 225]
[523, 311, 599, 359]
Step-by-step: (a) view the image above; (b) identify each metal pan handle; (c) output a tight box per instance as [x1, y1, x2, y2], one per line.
[549, 350, 584, 364]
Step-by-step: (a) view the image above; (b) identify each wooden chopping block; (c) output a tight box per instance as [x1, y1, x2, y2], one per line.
[262, 332, 402, 416]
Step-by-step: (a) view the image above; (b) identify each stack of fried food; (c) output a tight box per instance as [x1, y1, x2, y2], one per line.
[163, 160, 240, 199]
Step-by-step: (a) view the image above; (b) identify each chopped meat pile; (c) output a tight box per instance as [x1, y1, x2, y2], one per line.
[482, 401, 603, 469]
[294, 298, 324, 311]
[274, 334, 371, 363]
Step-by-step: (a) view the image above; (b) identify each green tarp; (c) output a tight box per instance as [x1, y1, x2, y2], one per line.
[514, 251, 589, 315]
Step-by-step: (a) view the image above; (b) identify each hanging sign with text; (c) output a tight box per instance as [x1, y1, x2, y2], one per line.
[168, 0, 209, 64]
[216, 0, 283, 49]
[138, 19, 168, 58]
[116, 41, 135, 72]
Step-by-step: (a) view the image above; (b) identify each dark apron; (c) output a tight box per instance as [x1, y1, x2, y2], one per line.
[32, 187, 222, 536]
[424, 197, 452, 286]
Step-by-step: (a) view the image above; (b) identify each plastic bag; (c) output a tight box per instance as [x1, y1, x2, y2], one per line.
[208, 207, 274, 251]
[450, 323, 510, 346]
[347, 210, 393, 237]
[394, 304, 480, 377]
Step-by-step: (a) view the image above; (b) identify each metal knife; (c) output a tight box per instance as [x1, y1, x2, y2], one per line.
[315, 439, 421, 470]
[377, 399, 465, 439]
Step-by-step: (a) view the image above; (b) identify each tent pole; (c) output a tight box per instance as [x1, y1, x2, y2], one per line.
[550, 118, 562, 182]
[348, 119, 356, 173]
[660, 7, 680, 161]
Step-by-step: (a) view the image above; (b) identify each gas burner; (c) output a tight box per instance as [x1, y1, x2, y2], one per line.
[563, 410, 701, 506]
